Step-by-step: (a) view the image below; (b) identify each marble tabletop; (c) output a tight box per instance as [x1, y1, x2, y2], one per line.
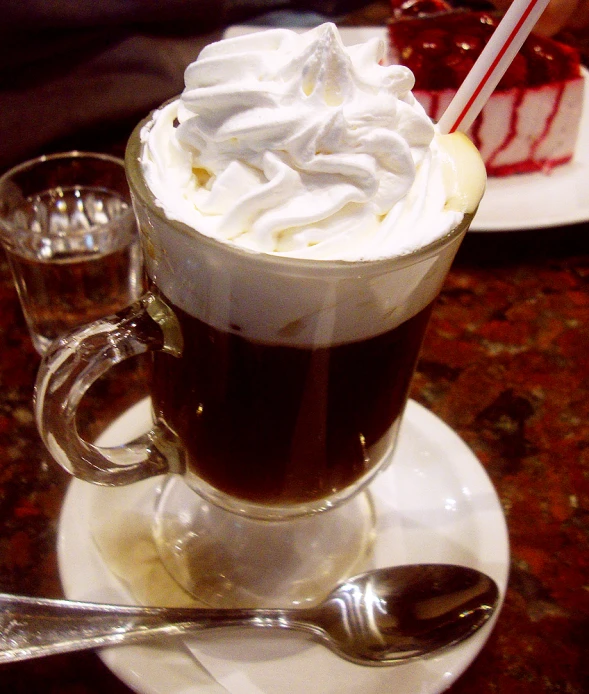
[2, 220, 588, 694]
[0, 4, 588, 692]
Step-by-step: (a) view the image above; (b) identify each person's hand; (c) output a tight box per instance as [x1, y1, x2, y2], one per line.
[492, 0, 589, 37]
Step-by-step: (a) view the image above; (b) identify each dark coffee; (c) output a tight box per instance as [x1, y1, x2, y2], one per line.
[152, 291, 433, 506]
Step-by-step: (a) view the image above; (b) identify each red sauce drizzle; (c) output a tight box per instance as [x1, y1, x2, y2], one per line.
[486, 87, 525, 172]
[529, 82, 566, 164]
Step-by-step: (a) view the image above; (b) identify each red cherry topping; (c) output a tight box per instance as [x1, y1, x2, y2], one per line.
[498, 53, 528, 89]
[447, 53, 476, 87]
[415, 29, 448, 57]
[389, 5, 581, 90]
[390, 0, 451, 18]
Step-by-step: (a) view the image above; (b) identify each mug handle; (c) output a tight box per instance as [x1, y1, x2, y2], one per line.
[34, 292, 185, 485]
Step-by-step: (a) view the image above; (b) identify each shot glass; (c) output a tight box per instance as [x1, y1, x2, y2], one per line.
[0, 151, 143, 354]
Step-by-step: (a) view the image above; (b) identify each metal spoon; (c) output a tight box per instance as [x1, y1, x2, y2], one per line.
[0, 564, 499, 667]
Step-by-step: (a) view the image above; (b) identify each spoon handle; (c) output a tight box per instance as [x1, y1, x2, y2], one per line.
[0, 593, 294, 663]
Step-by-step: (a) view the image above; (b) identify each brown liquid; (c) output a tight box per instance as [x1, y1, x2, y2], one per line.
[4, 186, 142, 353]
[8, 243, 142, 352]
[152, 294, 433, 506]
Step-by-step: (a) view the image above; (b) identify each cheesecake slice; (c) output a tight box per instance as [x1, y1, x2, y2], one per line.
[388, 0, 585, 176]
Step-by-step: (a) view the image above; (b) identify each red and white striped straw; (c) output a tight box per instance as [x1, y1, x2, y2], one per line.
[437, 0, 552, 134]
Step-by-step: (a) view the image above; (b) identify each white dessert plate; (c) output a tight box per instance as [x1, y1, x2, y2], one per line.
[58, 398, 509, 694]
[224, 25, 589, 232]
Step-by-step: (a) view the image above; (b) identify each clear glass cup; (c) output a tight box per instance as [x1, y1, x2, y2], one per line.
[0, 151, 143, 354]
[34, 121, 482, 608]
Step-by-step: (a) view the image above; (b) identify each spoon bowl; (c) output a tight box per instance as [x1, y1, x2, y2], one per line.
[0, 564, 499, 666]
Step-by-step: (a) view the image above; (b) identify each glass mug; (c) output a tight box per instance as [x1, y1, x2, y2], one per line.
[35, 120, 478, 606]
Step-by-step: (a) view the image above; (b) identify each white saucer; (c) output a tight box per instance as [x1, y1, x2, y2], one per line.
[58, 398, 509, 694]
[224, 25, 589, 232]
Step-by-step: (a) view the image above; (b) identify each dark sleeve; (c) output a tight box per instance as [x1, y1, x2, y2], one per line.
[1, 0, 368, 30]
[3, 1, 233, 30]
[0, 0, 372, 170]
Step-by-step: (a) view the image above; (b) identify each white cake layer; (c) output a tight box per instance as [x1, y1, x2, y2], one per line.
[415, 76, 584, 175]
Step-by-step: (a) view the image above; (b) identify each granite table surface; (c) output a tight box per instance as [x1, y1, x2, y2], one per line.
[2, 224, 588, 694]
[1, 7, 589, 694]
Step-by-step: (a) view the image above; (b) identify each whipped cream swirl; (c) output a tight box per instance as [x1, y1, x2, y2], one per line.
[141, 23, 469, 260]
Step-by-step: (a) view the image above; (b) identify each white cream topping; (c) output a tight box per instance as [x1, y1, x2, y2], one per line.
[141, 23, 484, 261]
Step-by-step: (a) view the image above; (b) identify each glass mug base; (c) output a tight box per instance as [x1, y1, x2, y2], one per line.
[152, 475, 377, 609]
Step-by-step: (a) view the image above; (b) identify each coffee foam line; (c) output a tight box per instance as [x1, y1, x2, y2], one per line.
[137, 204, 464, 348]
